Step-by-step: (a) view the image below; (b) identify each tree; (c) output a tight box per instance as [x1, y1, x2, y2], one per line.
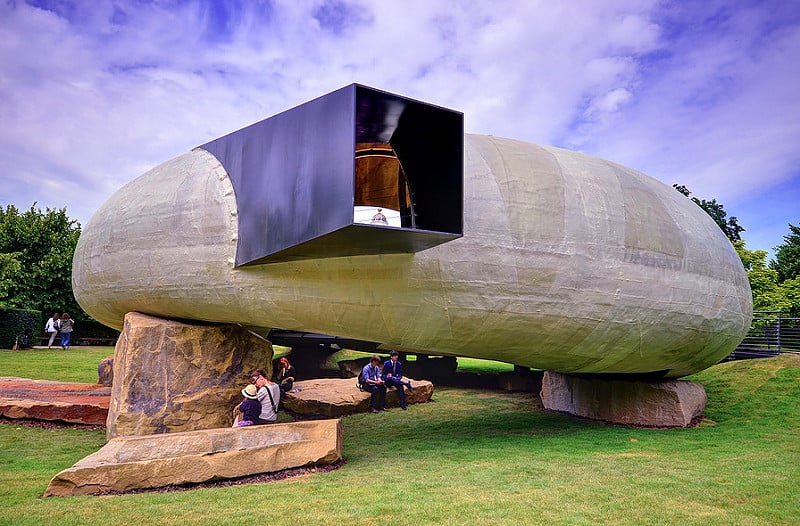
[672, 184, 745, 241]
[770, 223, 800, 282]
[733, 240, 798, 316]
[0, 204, 82, 318]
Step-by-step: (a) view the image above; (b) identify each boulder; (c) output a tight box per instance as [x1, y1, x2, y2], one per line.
[540, 371, 707, 427]
[45, 419, 342, 496]
[282, 378, 433, 417]
[106, 312, 273, 439]
[338, 358, 369, 378]
[97, 356, 113, 387]
[0, 377, 109, 425]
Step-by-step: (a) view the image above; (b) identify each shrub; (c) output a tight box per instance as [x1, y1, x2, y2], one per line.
[0, 308, 40, 349]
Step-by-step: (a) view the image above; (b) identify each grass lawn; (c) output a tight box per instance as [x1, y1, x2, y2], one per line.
[0, 348, 798, 525]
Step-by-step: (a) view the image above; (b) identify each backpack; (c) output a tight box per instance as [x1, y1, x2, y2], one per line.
[356, 369, 366, 391]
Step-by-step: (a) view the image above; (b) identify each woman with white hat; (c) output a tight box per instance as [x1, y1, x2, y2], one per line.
[234, 384, 262, 427]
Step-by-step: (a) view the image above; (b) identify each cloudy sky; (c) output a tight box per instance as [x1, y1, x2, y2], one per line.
[1, 0, 798, 258]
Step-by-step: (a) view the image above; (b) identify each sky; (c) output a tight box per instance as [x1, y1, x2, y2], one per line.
[1, 0, 798, 259]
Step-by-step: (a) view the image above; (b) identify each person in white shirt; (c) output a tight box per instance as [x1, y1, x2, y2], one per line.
[250, 369, 280, 423]
[44, 312, 60, 348]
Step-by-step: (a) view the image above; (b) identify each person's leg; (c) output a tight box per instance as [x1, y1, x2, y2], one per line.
[62, 332, 71, 348]
[366, 384, 379, 412]
[387, 378, 407, 409]
[48, 332, 56, 348]
[378, 384, 387, 410]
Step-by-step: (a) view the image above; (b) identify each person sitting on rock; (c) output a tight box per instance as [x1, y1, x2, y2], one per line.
[362, 355, 387, 413]
[234, 384, 262, 426]
[251, 369, 280, 423]
[382, 350, 413, 410]
[275, 357, 296, 393]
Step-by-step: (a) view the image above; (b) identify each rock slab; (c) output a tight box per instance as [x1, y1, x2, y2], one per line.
[107, 312, 273, 439]
[0, 377, 110, 425]
[283, 378, 433, 417]
[540, 371, 707, 427]
[45, 419, 342, 496]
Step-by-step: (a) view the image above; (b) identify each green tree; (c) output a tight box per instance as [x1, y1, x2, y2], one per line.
[733, 240, 795, 314]
[673, 184, 745, 241]
[770, 223, 800, 282]
[0, 204, 82, 318]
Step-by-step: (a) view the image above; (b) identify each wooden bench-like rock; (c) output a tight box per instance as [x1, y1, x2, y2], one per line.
[45, 419, 342, 496]
[282, 378, 433, 417]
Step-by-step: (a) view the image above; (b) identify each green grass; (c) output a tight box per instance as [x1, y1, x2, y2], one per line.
[1, 350, 798, 525]
[0, 347, 114, 383]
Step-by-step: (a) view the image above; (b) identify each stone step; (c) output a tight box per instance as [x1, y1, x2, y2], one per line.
[45, 419, 342, 496]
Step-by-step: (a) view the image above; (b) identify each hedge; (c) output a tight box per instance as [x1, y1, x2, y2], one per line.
[0, 308, 40, 349]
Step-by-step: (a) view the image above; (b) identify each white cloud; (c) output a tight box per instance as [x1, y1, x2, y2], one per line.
[0, 0, 796, 256]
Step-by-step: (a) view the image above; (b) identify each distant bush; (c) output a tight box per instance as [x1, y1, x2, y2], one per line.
[0, 308, 39, 349]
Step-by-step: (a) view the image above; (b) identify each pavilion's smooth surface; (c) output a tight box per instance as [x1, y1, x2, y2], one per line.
[73, 134, 752, 377]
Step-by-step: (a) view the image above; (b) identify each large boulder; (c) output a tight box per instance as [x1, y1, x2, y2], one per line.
[540, 371, 707, 427]
[282, 377, 433, 417]
[0, 377, 110, 425]
[106, 312, 273, 439]
[45, 419, 342, 496]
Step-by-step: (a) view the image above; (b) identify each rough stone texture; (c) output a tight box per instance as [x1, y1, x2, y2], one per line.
[0, 377, 109, 425]
[107, 312, 273, 440]
[540, 371, 707, 427]
[338, 358, 369, 378]
[282, 378, 433, 417]
[73, 135, 752, 378]
[45, 419, 342, 496]
[97, 356, 113, 387]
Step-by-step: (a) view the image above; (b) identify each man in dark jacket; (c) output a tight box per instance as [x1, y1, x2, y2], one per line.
[382, 351, 413, 410]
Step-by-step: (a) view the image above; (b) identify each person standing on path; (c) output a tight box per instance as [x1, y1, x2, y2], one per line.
[58, 313, 74, 349]
[44, 313, 60, 348]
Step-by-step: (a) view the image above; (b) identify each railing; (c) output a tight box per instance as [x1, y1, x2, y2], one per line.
[726, 311, 800, 361]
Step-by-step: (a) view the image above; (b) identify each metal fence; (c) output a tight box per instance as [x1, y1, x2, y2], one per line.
[726, 311, 800, 361]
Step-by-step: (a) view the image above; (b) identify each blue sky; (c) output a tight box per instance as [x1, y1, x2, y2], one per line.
[1, 0, 798, 258]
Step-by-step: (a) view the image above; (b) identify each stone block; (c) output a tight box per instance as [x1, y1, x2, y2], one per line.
[107, 312, 273, 439]
[45, 419, 342, 496]
[282, 378, 433, 417]
[0, 377, 109, 425]
[540, 371, 707, 427]
[97, 356, 113, 387]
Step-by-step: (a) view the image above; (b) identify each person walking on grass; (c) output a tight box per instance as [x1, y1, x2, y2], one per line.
[362, 355, 387, 413]
[58, 313, 74, 349]
[44, 312, 60, 348]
